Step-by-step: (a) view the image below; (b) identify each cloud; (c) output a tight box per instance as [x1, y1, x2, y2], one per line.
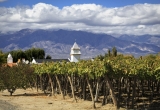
[137, 25, 146, 29]
[0, 3, 160, 35]
[0, 0, 7, 2]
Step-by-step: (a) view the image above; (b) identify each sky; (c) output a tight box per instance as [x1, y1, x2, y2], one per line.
[0, 0, 160, 35]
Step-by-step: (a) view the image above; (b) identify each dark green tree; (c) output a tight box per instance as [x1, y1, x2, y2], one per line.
[25, 49, 32, 61]
[46, 55, 52, 59]
[6, 48, 45, 62]
[96, 55, 104, 61]
[26, 48, 45, 60]
[108, 49, 111, 57]
[7, 50, 26, 62]
[112, 47, 117, 57]
[0, 63, 35, 95]
[0, 50, 6, 66]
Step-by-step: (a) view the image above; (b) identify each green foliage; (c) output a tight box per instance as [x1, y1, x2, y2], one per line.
[96, 47, 118, 60]
[0, 63, 35, 95]
[1, 51, 160, 95]
[24, 48, 45, 61]
[5, 48, 46, 62]
[67, 62, 78, 75]
[31, 53, 160, 81]
[108, 49, 111, 57]
[0, 50, 6, 66]
[7, 50, 25, 62]
[112, 46, 117, 57]
[46, 55, 52, 59]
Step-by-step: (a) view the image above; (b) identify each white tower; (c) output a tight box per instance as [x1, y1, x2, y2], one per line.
[7, 53, 13, 63]
[70, 42, 81, 62]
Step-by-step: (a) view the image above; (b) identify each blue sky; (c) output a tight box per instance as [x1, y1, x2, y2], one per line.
[0, 0, 160, 8]
[0, 0, 160, 35]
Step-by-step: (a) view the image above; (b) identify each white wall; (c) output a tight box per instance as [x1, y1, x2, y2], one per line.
[71, 54, 80, 62]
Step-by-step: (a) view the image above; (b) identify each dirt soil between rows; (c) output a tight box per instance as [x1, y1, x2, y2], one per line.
[0, 88, 117, 110]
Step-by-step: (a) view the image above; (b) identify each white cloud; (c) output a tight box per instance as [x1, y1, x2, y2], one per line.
[0, 0, 7, 2]
[0, 3, 160, 35]
[137, 25, 146, 29]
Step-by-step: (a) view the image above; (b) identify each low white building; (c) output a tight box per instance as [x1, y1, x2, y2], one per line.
[7, 53, 13, 63]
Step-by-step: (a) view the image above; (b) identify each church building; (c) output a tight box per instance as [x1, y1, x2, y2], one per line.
[69, 42, 81, 62]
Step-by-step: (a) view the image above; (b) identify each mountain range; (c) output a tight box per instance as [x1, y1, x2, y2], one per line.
[0, 29, 160, 59]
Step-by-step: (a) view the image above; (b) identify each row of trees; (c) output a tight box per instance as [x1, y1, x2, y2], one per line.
[8, 48, 46, 62]
[0, 53, 160, 109]
[0, 48, 52, 64]
[0, 47, 118, 64]
[97, 47, 118, 60]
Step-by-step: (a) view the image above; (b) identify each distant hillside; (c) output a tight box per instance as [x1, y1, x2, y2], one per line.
[118, 34, 160, 47]
[0, 29, 160, 58]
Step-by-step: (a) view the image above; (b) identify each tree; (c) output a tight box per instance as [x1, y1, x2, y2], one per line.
[0, 50, 6, 66]
[46, 55, 52, 59]
[0, 63, 35, 95]
[112, 47, 117, 57]
[108, 49, 111, 57]
[25, 48, 45, 60]
[5, 48, 46, 62]
[7, 50, 26, 62]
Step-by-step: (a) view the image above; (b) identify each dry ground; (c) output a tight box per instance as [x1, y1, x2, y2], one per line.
[0, 88, 117, 110]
